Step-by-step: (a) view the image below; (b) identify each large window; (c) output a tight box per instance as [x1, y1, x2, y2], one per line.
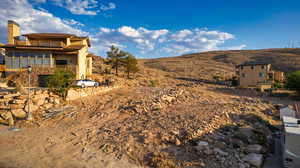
[259, 72, 265, 78]
[56, 60, 67, 65]
[5, 51, 51, 69]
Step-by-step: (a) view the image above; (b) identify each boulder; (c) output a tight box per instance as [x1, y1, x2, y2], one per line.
[53, 98, 60, 105]
[213, 148, 228, 156]
[32, 94, 47, 106]
[43, 103, 53, 110]
[11, 109, 27, 119]
[247, 144, 263, 154]
[13, 99, 26, 104]
[242, 153, 263, 167]
[10, 104, 25, 109]
[24, 104, 39, 113]
[195, 141, 209, 151]
[0, 112, 14, 126]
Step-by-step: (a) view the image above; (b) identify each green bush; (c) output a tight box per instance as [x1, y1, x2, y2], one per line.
[149, 80, 160, 87]
[285, 70, 300, 94]
[273, 80, 282, 89]
[46, 68, 75, 99]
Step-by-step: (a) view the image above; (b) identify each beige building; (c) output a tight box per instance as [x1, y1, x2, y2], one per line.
[236, 62, 273, 87]
[1, 20, 92, 80]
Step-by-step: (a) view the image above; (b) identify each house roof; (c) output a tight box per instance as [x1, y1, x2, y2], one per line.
[237, 61, 270, 67]
[87, 53, 96, 57]
[22, 33, 75, 38]
[70, 36, 91, 47]
[8, 20, 20, 27]
[1, 44, 84, 52]
[65, 45, 85, 50]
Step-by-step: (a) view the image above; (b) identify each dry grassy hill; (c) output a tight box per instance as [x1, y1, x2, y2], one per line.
[143, 48, 300, 81]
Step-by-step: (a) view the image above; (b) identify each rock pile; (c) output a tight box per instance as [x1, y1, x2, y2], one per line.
[0, 90, 62, 125]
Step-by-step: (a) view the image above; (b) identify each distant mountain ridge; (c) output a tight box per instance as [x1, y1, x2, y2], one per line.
[143, 48, 300, 81]
[181, 48, 300, 72]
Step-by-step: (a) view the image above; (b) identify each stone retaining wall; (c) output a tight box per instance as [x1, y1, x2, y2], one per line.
[0, 89, 62, 125]
[66, 86, 119, 101]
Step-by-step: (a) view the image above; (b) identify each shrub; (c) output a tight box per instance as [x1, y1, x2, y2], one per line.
[273, 80, 282, 89]
[46, 68, 75, 99]
[149, 80, 160, 87]
[285, 70, 300, 94]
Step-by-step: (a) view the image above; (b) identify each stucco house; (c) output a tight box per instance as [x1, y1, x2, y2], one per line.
[236, 62, 284, 89]
[1, 20, 92, 80]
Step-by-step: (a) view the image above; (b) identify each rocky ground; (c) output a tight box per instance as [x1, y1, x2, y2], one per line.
[0, 59, 295, 168]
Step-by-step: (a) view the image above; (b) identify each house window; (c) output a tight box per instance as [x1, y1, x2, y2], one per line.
[259, 72, 265, 78]
[242, 73, 246, 78]
[251, 66, 254, 70]
[6, 51, 51, 68]
[56, 60, 67, 65]
[39, 40, 50, 47]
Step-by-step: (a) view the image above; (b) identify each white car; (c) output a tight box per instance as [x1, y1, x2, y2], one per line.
[75, 79, 99, 87]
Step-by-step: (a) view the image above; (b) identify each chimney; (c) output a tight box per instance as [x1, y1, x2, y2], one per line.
[7, 20, 20, 45]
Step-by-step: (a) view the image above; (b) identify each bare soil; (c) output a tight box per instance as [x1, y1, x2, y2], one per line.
[0, 50, 297, 168]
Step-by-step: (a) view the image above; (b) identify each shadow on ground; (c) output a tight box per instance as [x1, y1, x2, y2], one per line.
[146, 113, 281, 168]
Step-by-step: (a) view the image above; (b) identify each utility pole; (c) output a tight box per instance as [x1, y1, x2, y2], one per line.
[27, 65, 33, 121]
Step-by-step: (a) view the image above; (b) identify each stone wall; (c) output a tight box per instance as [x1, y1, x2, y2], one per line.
[66, 86, 119, 101]
[0, 89, 62, 125]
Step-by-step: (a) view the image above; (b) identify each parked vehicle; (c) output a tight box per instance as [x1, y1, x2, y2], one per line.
[75, 79, 99, 87]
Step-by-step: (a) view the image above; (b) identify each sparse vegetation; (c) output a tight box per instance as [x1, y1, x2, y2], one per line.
[46, 68, 75, 99]
[273, 80, 283, 89]
[149, 80, 160, 87]
[124, 53, 139, 79]
[285, 70, 300, 94]
[107, 45, 127, 76]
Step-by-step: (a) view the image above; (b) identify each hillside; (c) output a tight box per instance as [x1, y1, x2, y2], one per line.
[1, 48, 298, 168]
[143, 48, 300, 81]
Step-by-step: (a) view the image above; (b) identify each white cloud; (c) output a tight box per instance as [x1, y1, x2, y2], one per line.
[225, 44, 247, 50]
[118, 26, 141, 38]
[49, 0, 116, 15]
[52, 0, 99, 15]
[160, 29, 235, 54]
[100, 2, 116, 11]
[91, 26, 239, 55]
[0, 0, 87, 44]
[31, 0, 46, 3]
[93, 26, 169, 53]
[63, 19, 84, 27]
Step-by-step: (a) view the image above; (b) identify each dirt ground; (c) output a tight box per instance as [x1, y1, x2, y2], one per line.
[0, 59, 296, 168]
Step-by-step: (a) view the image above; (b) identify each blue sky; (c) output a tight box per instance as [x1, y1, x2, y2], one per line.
[1, 0, 300, 58]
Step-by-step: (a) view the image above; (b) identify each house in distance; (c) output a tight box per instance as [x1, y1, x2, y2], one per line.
[236, 62, 284, 91]
[1, 20, 93, 81]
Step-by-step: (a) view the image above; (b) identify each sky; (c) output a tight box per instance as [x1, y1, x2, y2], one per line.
[0, 0, 300, 58]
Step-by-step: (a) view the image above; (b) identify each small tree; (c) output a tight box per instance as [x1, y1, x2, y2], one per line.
[47, 68, 75, 99]
[285, 70, 300, 94]
[107, 46, 126, 76]
[124, 53, 139, 79]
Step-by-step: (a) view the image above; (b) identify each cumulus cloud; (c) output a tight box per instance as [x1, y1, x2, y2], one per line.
[46, 0, 116, 15]
[92, 26, 169, 54]
[0, 0, 87, 44]
[100, 2, 116, 11]
[52, 0, 99, 15]
[93, 26, 238, 55]
[63, 19, 85, 27]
